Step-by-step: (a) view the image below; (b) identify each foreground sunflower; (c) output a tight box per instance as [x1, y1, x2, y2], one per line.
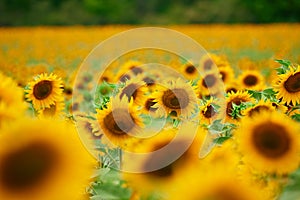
[0, 118, 95, 200]
[0, 72, 25, 110]
[237, 111, 300, 174]
[96, 97, 144, 148]
[199, 98, 220, 125]
[153, 78, 198, 118]
[274, 65, 300, 105]
[25, 73, 63, 110]
[238, 70, 265, 90]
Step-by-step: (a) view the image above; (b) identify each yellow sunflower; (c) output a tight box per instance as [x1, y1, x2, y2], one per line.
[199, 54, 216, 72]
[220, 91, 255, 123]
[96, 97, 144, 148]
[153, 78, 198, 118]
[197, 72, 223, 97]
[241, 99, 276, 117]
[180, 61, 199, 80]
[0, 72, 25, 110]
[118, 76, 147, 104]
[219, 66, 235, 85]
[274, 65, 300, 105]
[37, 98, 65, 119]
[237, 111, 300, 174]
[238, 70, 265, 90]
[225, 81, 240, 93]
[170, 164, 263, 200]
[199, 98, 220, 125]
[123, 124, 203, 196]
[0, 118, 95, 200]
[120, 60, 144, 76]
[25, 73, 63, 110]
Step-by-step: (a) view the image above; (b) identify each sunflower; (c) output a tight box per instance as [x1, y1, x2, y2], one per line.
[0, 72, 25, 110]
[199, 98, 220, 125]
[121, 60, 144, 75]
[180, 61, 199, 80]
[238, 70, 265, 90]
[220, 91, 255, 123]
[0, 103, 22, 128]
[241, 99, 276, 117]
[152, 78, 198, 118]
[274, 65, 300, 105]
[199, 54, 216, 72]
[219, 66, 235, 85]
[25, 73, 64, 110]
[237, 111, 300, 174]
[197, 72, 223, 97]
[37, 98, 65, 119]
[96, 97, 144, 148]
[0, 118, 95, 200]
[225, 81, 240, 94]
[190, 173, 263, 200]
[123, 124, 204, 195]
[118, 77, 147, 103]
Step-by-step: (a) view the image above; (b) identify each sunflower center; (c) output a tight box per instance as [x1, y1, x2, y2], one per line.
[248, 105, 269, 117]
[284, 72, 300, 93]
[33, 80, 53, 100]
[145, 98, 157, 112]
[202, 74, 217, 88]
[203, 105, 216, 118]
[243, 75, 258, 86]
[226, 87, 237, 93]
[0, 142, 58, 192]
[185, 65, 196, 74]
[220, 71, 226, 81]
[120, 83, 139, 101]
[252, 122, 291, 159]
[143, 77, 155, 86]
[205, 187, 244, 200]
[130, 66, 143, 75]
[162, 88, 189, 109]
[119, 74, 130, 83]
[103, 109, 136, 135]
[204, 59, 213, 71]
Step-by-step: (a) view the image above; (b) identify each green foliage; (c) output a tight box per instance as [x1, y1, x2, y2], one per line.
[275, 59, 292, 75]
[1, 0, 300, 25]
[279, 168, 300, 200]
[206, 119, 236, 145]
[248, 88, 278, 102]
[88, 168, 132, 200]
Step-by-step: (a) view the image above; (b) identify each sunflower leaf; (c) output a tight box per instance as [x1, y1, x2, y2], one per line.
[275, 59, 292, 75]
[291, 114, 300, 122]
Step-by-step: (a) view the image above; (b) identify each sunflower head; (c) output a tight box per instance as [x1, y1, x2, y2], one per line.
[238, 70, 265, 90]
[25, 73, 63, 110]
[274, 66, 300, 105]
[237, 111, 300, 174]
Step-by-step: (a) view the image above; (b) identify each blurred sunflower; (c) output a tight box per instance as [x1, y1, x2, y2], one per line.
[238, 70, 265, 90]
[170, 162, 263, 200]
[96, 97, 144, 148]
[241, 100, 275, 117]
[0, 118, 95, 200]
[219, 66, 235, 85]
[225, 81, 240, 94]
[0, 72, 25, 110]
[274, 65, 300, 105]
[220, 91, 254, 123]
[121, 60, 144, 75]
[139, 97, 158, 116]
[37, 98, 65, 119]
[25, 73, 63, 110]
[237, 111, 300, 174]
[181, 62, 199, 80]
[198, 72, 223, 96]
[153, 78, 198, 118]
[199, 54, 215, 72]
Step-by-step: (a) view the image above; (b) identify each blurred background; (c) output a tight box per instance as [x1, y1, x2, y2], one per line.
[0, 0, 300, 26]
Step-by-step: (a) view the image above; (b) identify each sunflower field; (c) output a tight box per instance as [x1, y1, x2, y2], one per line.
[1, 24, 300, 200]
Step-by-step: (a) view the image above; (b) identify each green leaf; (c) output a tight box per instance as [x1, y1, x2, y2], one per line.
[291, 114, 300, 122]
[275, 59, 292, 75]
